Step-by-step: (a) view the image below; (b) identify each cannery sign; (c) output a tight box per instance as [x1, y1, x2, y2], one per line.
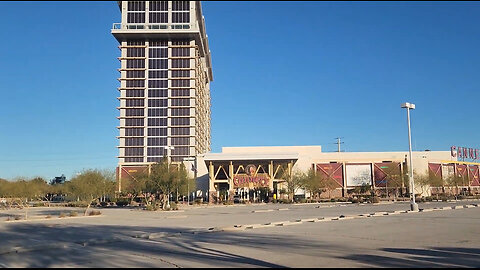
[233, 164, 269, 187]
[451, 146, 479, 160]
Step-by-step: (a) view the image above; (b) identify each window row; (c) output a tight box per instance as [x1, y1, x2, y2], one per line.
[126, 80, 145, 88]
[171, 117, 190, 126]
[148, 137, 167, 146]
[149, 59, 168, 69]
[148, 98, 168, 107]
[148, 108, 167, 117]
[149, 40, 168, 47]
[171, 127, 190, 136]
[148, 128, 167, 136]
[125, 157, 143, 162]
[171, 89, 190, 97]
[125, 147, 144, 157]
[172, 146, 189, 156]
[171, 108, 190, 116]
[149, 48, 168, 58]
[148, 89, 168, 98]
[149, 12, 168, 23]
[171, 47, 190, 57]
[149, 1, 168, 11]
[172, 1, 190, 11]
[171, 59, 190, 68]
[149, 70, 167, 79]
[148, 79, 168, 88]
[125, 118, 145, 127]
[171, 79, 190, 87]
[126, 89, 145, 97]
[125, 138, 144, 146]
[128, 1, 146, 11]
[171, 137, 190, 146]
[126, 59, 145, 69]
[171, 70, 190, 78]
[172, 12, 190, 23]
[147, 147, 167, 156]
[127, 12, 146, 24]
[148, 118, 167, 126]
[127, 70, 145, 78]
[125, 108, 144, 117]
[127, 40, 144, 46]
[125, 128, 144, 136]
[126, 99, 145, 107]
[171, 98, 190, 107]
[127, 47, 145, 57]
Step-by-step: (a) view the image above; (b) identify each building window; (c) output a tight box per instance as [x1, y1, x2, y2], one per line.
[125, 108, 144, 117]
[148, 89, 167, 97]
[171, 108, 190, 116]
[171, 98, 190, 107]
[125, 138, 144, 146]
[148, 118, 167, 126]
[148, 128, 167, 136]
[125, 128, 144, 136]
[171, 137, 189, 146]
[148, 137, 167, 146]
[126, 99, 145, 107]
[171, 127, 190, 136]
[125, 147, 144, 157]
[127, 1, 146, 23]
[125, 118, 145, 127]
[126, 89, 145, 97]
[148, 108, 167, 117]
[171, 89, 190, 97]
[172, 1, 190, 23]
[171, 117, 190, 126]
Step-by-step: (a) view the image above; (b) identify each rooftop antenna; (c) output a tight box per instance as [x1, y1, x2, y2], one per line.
[334, 137, 344, 152]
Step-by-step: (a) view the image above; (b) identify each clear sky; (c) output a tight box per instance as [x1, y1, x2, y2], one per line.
[1, 1, 479, 181]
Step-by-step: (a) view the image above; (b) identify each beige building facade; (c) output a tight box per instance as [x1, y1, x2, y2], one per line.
[190, 145, 480, 203]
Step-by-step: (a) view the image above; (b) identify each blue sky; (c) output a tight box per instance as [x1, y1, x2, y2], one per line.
[0, 1, 479, 180]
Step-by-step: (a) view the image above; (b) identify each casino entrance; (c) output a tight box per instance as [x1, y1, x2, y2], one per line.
[204, 153, 298, 204]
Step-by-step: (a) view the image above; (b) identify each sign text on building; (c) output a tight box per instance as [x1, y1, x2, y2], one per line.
[451, 146, 479, 160]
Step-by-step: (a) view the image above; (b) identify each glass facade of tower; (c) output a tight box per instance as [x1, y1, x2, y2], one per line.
[112, 1, 212, 171]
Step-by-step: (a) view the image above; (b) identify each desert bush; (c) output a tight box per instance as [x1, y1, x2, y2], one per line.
[69, 211, 78, 217]
[59, 213, 67, 218]
[88, 210, 101, 216]
[369, 196, 380, 203]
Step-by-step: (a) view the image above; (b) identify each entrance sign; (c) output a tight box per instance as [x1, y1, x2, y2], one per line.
[233, 174, 269, 188]
[451, 146, 479, 160]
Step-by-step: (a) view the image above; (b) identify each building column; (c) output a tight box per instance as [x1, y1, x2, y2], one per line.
[208, 161, 215, 204]
[229, 161, 234, 201]
[342, 162, 347, 197]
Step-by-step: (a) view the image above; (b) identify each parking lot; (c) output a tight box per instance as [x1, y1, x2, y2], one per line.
[0, 201, 479, 267]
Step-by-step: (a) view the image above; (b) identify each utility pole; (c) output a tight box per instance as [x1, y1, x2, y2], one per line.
[334, 137, 344, 152]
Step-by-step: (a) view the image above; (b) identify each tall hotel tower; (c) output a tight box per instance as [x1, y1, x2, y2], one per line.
[112, 1, 213, 187]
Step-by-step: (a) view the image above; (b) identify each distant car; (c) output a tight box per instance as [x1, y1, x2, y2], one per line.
[233, 195, 240, 204]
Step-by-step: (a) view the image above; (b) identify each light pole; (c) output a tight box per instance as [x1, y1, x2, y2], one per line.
[401, 102, 419, 211]
[163, 146, 175, 209]
[183, 156, 197, 205]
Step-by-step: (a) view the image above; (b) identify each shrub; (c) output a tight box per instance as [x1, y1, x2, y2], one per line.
[88, 210, 101, 216]
[194, 198, 203, 205]
[369, 196, 380, 203]
[116, 199, 129, 207]
[45, 215, 52, 219]
[169, 202, 178, 210]
[351, 198, 359, 204]
[99, 201, 108, 207]
[145, 204, 159, 211]
[67, 201, 89, 208]
[69, 211, 78, 217]
[59, 213, 67, 218]
[14, 216, 21, 221]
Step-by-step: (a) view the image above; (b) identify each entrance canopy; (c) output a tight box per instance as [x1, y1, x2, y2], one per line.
[204, 153, 299, 189]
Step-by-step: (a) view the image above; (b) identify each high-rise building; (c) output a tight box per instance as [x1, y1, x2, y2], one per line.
[112, 1, 213, 188]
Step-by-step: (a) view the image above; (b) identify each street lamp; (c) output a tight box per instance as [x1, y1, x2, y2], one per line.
[401, 102, 419, 211]
[162, 146, 175, 209]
